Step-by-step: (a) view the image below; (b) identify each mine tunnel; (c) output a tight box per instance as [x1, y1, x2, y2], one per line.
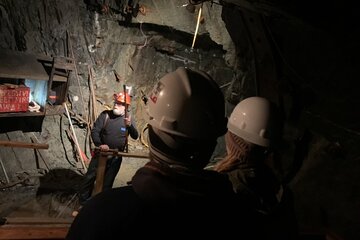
[0, 0, 359, 239]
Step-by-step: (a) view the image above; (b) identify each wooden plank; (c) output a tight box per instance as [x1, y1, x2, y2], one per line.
[0, 111, 45, 118]
[0, 49, 66, 82]
[94, 147, 150, 159]
[0, 225, 69, 239]
[0, 140, 48, 149]
[4, 217, 73, 224]
[101, 151, 150, 159]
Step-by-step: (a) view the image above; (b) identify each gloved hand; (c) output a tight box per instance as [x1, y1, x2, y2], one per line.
[124, 114, 131, 127]
[99, 144, 109, 151]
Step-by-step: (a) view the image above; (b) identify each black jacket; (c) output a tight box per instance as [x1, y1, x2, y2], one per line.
[66, 160, 263, 239]
[227, 164, 298, 240]
[91, 110, 138, 150]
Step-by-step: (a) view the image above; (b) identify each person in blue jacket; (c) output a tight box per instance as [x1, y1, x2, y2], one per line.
[74, 91, 138, 216]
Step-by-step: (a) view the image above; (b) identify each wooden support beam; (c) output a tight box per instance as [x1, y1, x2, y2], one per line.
[0, 225, 69, 239]
[93, 147, 150, 159]
[0, 140, 49, 149]
[0, 217, 71, 240]
[91, 149, 149, 196]
[92, 154, 107, 196]
[99, 151, 150, 159]
[4, 217, 73, 225]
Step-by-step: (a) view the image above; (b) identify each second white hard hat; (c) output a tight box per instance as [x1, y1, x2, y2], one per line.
[228, 96, 278, 147]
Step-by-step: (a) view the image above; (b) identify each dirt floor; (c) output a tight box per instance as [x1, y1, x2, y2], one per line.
[0, 156, 149, 220]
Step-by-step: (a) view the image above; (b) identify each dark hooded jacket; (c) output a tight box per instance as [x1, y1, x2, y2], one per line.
[66, 160, 264, 239]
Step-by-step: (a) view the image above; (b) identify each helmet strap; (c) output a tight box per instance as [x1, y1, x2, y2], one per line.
[148, 126, 214, 169]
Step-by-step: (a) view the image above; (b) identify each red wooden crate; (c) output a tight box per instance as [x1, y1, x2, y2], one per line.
[0, 84, 30, 113]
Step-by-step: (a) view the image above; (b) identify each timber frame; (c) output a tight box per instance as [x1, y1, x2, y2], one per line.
[0, 49, 74, 117]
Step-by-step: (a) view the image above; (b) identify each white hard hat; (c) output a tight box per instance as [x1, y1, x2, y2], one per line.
[145, 67, 227, 140]
[227, 96, 279, 147]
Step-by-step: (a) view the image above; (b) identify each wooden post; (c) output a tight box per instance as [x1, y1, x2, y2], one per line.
[91, 149, 149, 196]
[92, 154, 107, 196]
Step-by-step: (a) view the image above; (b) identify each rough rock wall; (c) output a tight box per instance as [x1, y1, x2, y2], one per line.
[0, 0, 234, 183]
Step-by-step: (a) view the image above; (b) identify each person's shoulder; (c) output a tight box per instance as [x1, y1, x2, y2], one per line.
[203, 169, 234, 189]
[100, 109, 112, 116]
[91, 185, 140, 205]
[74, 186, 143, 223]
[96, 110, 112, 120]
[66, 186, 144, 239]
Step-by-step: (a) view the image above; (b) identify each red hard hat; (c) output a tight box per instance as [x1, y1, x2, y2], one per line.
[113, 92, 131, 104]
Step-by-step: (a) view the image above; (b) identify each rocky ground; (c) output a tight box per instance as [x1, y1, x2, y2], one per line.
[0, 139, 149, 220]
